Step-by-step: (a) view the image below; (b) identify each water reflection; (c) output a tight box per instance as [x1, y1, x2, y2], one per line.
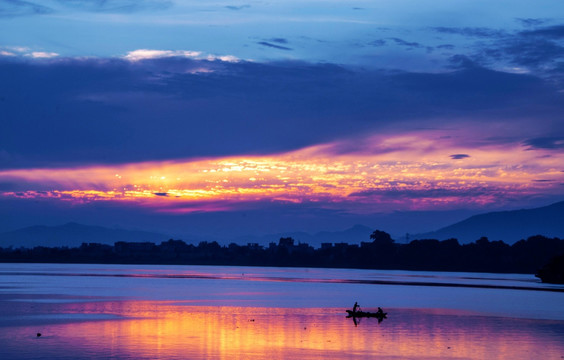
[1, 301, 563, 359]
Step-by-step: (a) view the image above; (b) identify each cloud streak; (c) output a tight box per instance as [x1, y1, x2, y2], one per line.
[433, 27, 506, 38]
[0, 0, 52, 18]
[2, 130, 563, 214]
[28, 51, 59, 58]
[434, 23, 564, 76]
[56, 0, 172, 13]
[524, 137, 564, 150]
[257, 41, 293, 51]
[124, 49, 202, 61]
[2, 55, 563, 171]
[225, 4, 250, 11]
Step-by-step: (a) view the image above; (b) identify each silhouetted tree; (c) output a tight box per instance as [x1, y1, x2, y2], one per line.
[370, 230, 394, 245]
[1, 232, 564, 275]
[536, 253, 564, 284]
[366, 230, 397, 268]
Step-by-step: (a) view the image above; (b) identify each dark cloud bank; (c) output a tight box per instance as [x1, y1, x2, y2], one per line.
[0, 55, 563, 169]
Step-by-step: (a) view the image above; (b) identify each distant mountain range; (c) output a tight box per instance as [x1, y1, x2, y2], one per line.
[0, 222, 374, 249]
[1, 201, 563, 248]
[413, 201, 564, 244]
[0, 222, 171, 248]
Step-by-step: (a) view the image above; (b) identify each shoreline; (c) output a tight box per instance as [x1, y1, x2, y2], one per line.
[1, 268, 563, 293]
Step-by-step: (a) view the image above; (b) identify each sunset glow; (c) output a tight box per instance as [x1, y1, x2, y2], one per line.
[2, 0, 564, 236]
[2, 131, 563, 213]
[2, 2, 564, 360]
[10, 302, 561, 360]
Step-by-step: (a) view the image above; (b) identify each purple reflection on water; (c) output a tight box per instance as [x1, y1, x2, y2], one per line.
[1, 263, 563, 319]
[0, 264, 563, 359]
[0, 304, 563, 360]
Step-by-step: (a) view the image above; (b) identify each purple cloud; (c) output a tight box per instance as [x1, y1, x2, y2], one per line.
[1, 56, 563, 170]
[450, 154, 470, 159]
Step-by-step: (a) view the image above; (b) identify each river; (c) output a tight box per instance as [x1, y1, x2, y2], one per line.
[0, 263, 563, 359]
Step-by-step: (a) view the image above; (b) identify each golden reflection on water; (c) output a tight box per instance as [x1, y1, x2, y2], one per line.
[3, 302, 564, 359]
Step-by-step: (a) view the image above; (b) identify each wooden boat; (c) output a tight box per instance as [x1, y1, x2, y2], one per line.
[346, 309, 387, 319]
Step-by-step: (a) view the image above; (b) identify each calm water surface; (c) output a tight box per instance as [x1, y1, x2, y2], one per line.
[0, 263, 563, 359]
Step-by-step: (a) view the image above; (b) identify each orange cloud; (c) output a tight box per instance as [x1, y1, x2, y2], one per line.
[2, 131, 563, 212]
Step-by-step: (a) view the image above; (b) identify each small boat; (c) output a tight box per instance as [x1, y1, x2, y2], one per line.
[346, 309, 387, 319]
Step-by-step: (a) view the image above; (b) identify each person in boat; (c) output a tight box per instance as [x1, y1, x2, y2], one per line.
[376, 307, 384, 316]
[353, 302, 359, 313]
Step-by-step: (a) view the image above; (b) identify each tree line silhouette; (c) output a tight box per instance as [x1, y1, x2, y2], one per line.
[1, 230, 563, 281]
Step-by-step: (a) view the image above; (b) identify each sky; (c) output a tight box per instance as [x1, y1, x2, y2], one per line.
[1, 0, 564, 240]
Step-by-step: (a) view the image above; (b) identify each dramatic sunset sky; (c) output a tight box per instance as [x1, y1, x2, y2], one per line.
[1, 0, 564, 240]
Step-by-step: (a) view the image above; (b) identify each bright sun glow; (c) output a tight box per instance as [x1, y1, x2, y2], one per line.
[2, 131, 563, 213]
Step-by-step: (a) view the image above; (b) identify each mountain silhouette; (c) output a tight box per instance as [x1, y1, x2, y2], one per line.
[2, 201, 563, 248]
[413, 201, 564, 244]
[0, 222, 374, 249]
[0, 222, 171, 248]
